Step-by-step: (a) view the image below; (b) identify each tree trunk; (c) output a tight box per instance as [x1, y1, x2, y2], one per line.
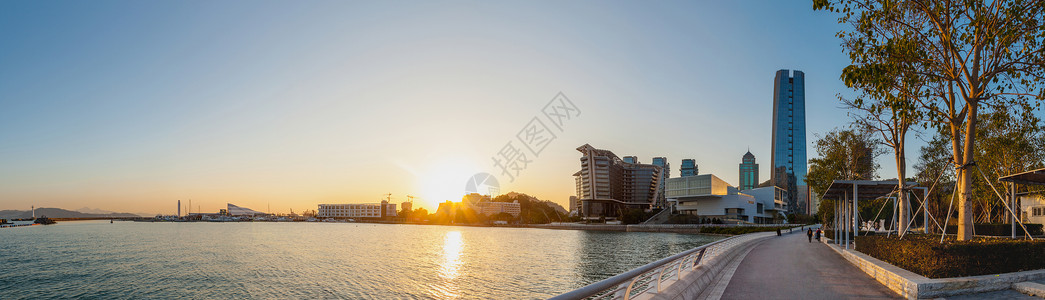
[957, 103, 979, 241]
[897, 144, 909, 234]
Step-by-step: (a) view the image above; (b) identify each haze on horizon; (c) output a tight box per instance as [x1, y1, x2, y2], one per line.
[2, 1, 903, 215]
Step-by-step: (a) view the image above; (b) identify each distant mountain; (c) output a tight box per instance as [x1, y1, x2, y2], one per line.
[75, 207, 153, 217]
[0, 208, 142, 219]
[76, 207, 116, 214]
[543, 200, 568, 215]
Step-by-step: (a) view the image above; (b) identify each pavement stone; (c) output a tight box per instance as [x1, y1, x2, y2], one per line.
[719, 229, 900, 300]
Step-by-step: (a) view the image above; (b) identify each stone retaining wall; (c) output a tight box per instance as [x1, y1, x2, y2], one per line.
[530, 224, 801, 234]
[822, 237, 1045, 299]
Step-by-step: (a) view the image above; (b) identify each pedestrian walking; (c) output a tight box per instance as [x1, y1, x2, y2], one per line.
[815, 228, 821, 241]
[807, 228, 813, 243]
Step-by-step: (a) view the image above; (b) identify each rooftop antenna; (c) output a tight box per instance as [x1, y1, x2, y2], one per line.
[386, 193, 392, 202]
[406, 195, 415, 203]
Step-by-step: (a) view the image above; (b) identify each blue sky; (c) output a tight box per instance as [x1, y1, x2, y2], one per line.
[0, 1, 916, 213]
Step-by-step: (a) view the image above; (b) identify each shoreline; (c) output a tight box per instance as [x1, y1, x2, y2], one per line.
[90, 218, 800, 236]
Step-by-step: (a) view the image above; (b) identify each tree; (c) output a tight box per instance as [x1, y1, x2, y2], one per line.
[807, 128, 882, 195]
[836, 9, 928, 233]
[816, 0, 1045, 240]
[914, 106, 1045, 230]
[809, 128, 882, 227]
[913, 127, 955, 230]
[492, 192, 566, 224]
[970, 106, 1045, 223]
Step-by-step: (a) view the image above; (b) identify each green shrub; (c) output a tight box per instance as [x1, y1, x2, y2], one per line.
[943, 223, 1043, 236]
[856, 234, 1045, 278]
[822, 230, 876, 240]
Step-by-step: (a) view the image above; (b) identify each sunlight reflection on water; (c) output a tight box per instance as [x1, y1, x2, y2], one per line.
[0, 221, 719, 299]
[437, 231, 464, 298]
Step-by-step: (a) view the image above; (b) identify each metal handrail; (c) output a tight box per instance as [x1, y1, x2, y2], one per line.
[548, 235, 742, 300]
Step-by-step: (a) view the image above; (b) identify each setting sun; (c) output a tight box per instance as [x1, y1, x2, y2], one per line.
[414, 157, 483, 210]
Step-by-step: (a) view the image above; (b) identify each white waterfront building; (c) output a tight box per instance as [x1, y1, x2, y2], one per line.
[479, 201, 521, 217]
[1020, 194, 1045, 224]
[461, 193, 522, 217]
[318, 201, 397, 219]
[666, 174, 788, 224]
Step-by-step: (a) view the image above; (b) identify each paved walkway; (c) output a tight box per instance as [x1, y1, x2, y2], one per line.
[718, 229, 900, 300]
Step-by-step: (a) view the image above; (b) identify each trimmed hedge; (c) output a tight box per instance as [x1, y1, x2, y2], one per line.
[943, 223, 1043, 236]
[822, 230, 877, 240]
[700, 226, 801, 235]
[856, 234, 1045, 278]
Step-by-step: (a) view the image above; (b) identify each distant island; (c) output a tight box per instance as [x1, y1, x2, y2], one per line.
[0, 207, 145, 219]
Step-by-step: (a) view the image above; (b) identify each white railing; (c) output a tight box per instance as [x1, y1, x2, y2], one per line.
[550, 234, 757, 300]
[550, 226, 807, 300]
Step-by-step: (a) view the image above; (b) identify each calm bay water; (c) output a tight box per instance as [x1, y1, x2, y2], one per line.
[0, 220, 719, 299]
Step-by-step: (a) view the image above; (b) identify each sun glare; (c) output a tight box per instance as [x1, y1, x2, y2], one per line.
[416, 158, 481, 209]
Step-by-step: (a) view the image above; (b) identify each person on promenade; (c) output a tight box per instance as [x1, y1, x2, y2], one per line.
[815, 228, 821, 241]
[807, 228, 813, 243]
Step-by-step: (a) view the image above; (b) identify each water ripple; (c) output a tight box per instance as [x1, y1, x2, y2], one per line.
[0, 221, 719, 299]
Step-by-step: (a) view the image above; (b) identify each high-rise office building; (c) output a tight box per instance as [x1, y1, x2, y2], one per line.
[623, 156, 638, 164]
[573, 144, 662, 218]
[680, 159, 698, 177]
[772, 69, 808, 215]
[739, 151, 759, 191]
[652, 157, 669, 208]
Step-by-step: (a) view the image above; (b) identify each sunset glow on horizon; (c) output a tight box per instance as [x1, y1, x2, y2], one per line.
[2, 1, 888, 215]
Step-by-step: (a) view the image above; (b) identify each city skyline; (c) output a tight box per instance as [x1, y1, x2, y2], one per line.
[2, 1, 915, 214]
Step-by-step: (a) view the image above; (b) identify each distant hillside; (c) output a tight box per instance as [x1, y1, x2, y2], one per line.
[76, 207, 116, 214]
[0, 208, 141, 219]
[502, 192, 569, 214]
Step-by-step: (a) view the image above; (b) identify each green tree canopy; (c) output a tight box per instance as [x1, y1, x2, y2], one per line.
[807, 128, 882, 196]
[815, 0, 1045, 240]
[809, 128, 883, 227]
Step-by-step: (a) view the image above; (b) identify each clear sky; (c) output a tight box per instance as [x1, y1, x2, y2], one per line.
[1, 1, 915, 214]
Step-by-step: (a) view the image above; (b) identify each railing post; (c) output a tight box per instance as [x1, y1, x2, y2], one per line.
[656, 266, 666, 292]
[623, 276, 640, 300]
[692, 248, 707, 270]
[677, 256, 687, 279]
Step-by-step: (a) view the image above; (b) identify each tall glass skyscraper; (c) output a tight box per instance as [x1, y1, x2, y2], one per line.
[739, 151, 758, 191]
[680, 159, 698, 177]
[772, 69, 808, 215]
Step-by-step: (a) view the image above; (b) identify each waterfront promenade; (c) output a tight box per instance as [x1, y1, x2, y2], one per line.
[714, 228, 900, 300]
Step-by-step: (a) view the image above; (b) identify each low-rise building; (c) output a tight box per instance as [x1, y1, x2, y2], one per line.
[318, 200, 397, 219]
[480, 201, 521, 217]
[1020, 194, 1045, 224]
[666, 173, 787, 224]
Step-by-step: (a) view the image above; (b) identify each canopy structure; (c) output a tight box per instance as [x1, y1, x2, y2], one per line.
[822, 180, 919, 201]
[227, 203, 267, 216]
[998, 168, 1045, 238]
[822, 180, 928, 249]
[999, 168, 1045, 186]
